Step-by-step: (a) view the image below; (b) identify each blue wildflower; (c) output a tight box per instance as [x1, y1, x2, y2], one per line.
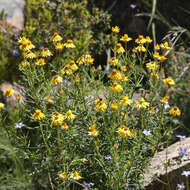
[143, 129, 152, 136]
[178, 147, 187, 157]
[12, 49, 20, 56]
[104, 155, 112, 160]
[83, 181, 94, 188]
[176, 135, 186, 140]
[182, 170, 190, 177]
[15, 122, 24, 129]
[177, 183, 185, 190]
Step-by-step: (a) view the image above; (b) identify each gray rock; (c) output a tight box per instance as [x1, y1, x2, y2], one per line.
[143, 137, 190, 189]
[0, 0, 25, 30]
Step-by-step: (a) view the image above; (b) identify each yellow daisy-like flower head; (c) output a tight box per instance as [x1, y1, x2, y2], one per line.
[70, 171, 82, 180]
[136, 98, 150, 109]
[59, 172, 66, 179]
[77, 54, 94, 65]
[3, 88, 15, 97]
[163, 77, 175, 85]
[146, 61, 159, 70]
[61, 122, 69, 130]
[24, 50, 37, 59]
[153, 52, 167, 62]
[110, 81, 123, 93]
[117, 125, 136, 138]
[150, 72, 159, 79]
[63, 39, 76, 48]
[120, 95, 133, 106]
[32, 109, 45, 120]
[64, 110, 76, 120]
[135, 35, 147, 44]
[0, 102, 5, 109]
[169, 106, 181, 117]
[50, 32, 62, 42]
[69, 60, 78, 71]
[120, 34, 132, 42]
[111, 102, 119, 110]
[35, 58, 46, 66]
[60, 64, 73, 75]
[112, 26, 120, 33]
[88, 123, 99, 137]
[108, 69, 122, 80]
[136, 44, 146, 52]
[108, 57, 119, 66]
[121, 74, 128, 82]
[55, 43, 64, 50]
[95, 99, 107, 112]
[51, 112, 64, 126]
[155, 44, 160, 50]
[75, 75, 80, 83]
[40, 48, 53, 57]
[160, 94, 170, 103]
[160, 42, 171, 50]
[145, 36, 153, 43]
[50, 75, 63, 85]
[113, 43, 125, 54]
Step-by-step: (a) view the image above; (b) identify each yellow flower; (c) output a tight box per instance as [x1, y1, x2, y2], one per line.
[64, 110, 76, 120]
[153, 52, 167, 62]
[50, 32, 62, 42]
[95, 99, 107, 112]
[70, 171, 82, 180]
[160, 42, 171, 50]
[108, 69, 122, 80]
[146, 61, 159, 70]
[18, 37, 35, 51]
[3, 88, 15, 97]
[108, 57, 119, 66]
[0, 103, 5, 109]
[77, 54, 94, 65]
[24, 50, 37, 59]
[69, 60, 78, 71]
[120, 95, 133, 106]
[110, 81, 123, 93]
[136, 44, 146, 52]
[19, 60, 30, 69]
[145, 36, 152, 43]
[60, 64, 73, 75]
[120, 34, 132, 42]
[135, 35, 147, 44]
[35, 58, 46, 66]
[32, 109, 45, 120]
[112, 26, 120, 33]
[51, 112, 64, 126]
[45, 96, 54, 105]
[169, 106, 181, 117]
[113, 43, 125, 54]
[61, 122, 69, 130]
[63, 39, 76, 48]
[40, 48, 53, 57]
[121, 74, 128, 82]
[88, 123, 99, 137]
[136, 98, 150, 109]
[160, 94, 170, 103]
[155, 44, 160, 50]
[59, 172, 66, 179]
[55, 43, 64, 50]
[50, 75, 63, 85]
[111, 102, 119, 110]
[75, 75, 80, 83]
[150, 72, 159, 79]
[117, 125, 136, 138]
[163, 77, 175, 85]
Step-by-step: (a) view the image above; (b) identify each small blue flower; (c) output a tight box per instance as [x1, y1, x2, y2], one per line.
[15, 122, 24, 129]
[182, 170, 190, 177]
[12, 49, 20, 56]
[177, 183, 185, 190]
[130, 4, 137, 9]
[143, 129, 152, 136]
[83, 181, 94, 188]
[164, 102, 170, 110]
[176, 135, 186, 140]
[104, 155, 112, 160]
[178, 147, 187, 157]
